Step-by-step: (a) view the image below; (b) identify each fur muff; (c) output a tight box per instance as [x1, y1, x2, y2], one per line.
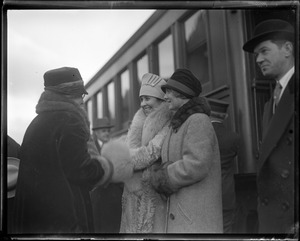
[101, 139, 134, 183]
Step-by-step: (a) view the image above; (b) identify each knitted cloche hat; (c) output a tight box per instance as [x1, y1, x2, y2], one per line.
[139, 73, 167, 100]
[161, 69, 202, 98]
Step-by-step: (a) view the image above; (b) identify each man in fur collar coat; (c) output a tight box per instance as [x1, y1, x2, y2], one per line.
[12, 67, 128, 234]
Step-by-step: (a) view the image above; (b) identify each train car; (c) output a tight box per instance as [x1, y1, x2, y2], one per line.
[84, 5, 297, 233]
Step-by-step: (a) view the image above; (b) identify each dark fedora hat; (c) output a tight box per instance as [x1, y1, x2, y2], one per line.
[7, 157, 20, 199]
[92, 117, 114, 130]
[243, 19, 294, 53]
[44, 67, 88, 96]
[161, 69, 202, 98]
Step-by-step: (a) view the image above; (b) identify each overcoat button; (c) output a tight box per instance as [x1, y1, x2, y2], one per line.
[170, 213, 175, 220]
[261, 198, 269, 206]
[282, 202, 290, 211]
[281, 170, 289, 179]
[286, 137, 293, 145]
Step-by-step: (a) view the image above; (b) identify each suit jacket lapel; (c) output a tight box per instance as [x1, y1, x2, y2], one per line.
[258, 76, 294, 170]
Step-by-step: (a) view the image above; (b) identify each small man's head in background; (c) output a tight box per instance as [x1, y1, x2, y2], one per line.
[92, 117, 114, 143]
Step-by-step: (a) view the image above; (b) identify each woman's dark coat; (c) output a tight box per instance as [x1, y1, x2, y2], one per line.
[13, 92, 106, 234]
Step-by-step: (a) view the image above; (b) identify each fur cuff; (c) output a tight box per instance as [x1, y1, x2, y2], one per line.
[150, 163, 176, 196]
[95, 156, 113, 187]
[102, 139, 134, 183]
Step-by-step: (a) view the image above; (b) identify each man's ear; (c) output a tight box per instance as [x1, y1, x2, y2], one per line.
[284, 41, 294, 57]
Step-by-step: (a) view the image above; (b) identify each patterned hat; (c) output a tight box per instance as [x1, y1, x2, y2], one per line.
[139, 73, 167, 100]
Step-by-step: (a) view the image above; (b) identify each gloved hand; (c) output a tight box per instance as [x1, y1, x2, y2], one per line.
[150, 161, 175, 197]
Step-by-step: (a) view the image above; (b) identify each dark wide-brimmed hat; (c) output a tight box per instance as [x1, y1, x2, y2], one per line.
[92, 117, 114, 130]
[7, 157, 20, 199]
[243, 19, 294, 53]
[161, 69, 202, 98]
[44, 67, 88, 96]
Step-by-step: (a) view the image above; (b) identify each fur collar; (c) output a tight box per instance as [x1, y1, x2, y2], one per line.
[127, 102, 172, 148]
[36, 90, 90, 133]
[171, 96, 211, 132]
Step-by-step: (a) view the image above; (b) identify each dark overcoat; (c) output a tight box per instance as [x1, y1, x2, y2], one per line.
[257, 75, 296, 233]
[13, 95, 106, 234]
[212, 122, 240, 233]
[90, 140, 123, 233]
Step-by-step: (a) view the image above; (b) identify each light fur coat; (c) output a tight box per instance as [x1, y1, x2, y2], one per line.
[120, 102, 172, 233]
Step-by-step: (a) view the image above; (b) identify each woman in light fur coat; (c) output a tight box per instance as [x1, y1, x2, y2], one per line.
[119, 73, 173, 233]
[150, 69, 223, 233]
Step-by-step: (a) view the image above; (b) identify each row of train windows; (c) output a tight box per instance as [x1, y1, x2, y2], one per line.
[86, 10, 210, 131]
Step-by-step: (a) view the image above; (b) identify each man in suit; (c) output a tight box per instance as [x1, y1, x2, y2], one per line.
[90, 118, 123, 233]
[92, 118, 114, 153]
[243, 19, 297, 234]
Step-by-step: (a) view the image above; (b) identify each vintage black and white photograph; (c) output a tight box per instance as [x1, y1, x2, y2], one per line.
[2, 0, 299, 240]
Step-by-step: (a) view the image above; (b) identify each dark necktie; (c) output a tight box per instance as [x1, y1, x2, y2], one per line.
[273, 81, 282, 107]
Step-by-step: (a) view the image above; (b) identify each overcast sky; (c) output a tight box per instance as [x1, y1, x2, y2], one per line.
[7, 9, 155, 144]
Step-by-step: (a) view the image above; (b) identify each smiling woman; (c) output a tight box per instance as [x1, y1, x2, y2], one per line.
[118, 73, 173, 233]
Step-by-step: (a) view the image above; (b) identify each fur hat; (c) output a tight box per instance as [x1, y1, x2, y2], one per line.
[243, 19, 294, 53]
[139, 73, 166, 100]
[92, 117, 114, 130]
[161, 69, 202, 98]
[44, 67, 88, 96]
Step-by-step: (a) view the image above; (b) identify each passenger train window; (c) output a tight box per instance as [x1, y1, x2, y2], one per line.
[184, 10, 209, 86]
[120, 70, 130, 126]
[137, 54, 149, 84]
[96, 91, 103, 118]
[107, 81, 115, 121]
[158, 34, 174, 79]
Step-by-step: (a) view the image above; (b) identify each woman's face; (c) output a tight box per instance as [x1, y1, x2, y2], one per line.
[140, 95, 163, 116]
[164, 89, 186, 111]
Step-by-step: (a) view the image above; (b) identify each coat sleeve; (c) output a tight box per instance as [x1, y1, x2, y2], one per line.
[166, 114, 217, 191]
[130, 125, 169, 171]
[57, 114, 106, 189]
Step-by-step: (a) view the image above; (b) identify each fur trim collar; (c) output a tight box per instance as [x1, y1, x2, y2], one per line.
[127, 102, 172, 148]
[36, 90, 90, 133]
[171, 96, 211, 132]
